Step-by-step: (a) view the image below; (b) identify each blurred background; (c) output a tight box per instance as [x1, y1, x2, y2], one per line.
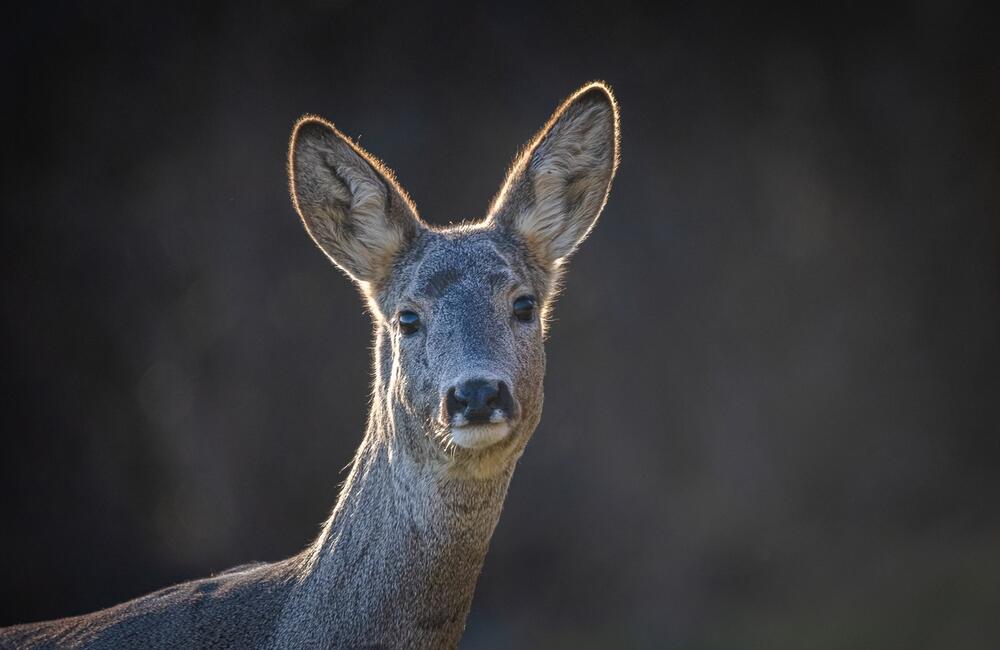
[3, 1, 999, 647]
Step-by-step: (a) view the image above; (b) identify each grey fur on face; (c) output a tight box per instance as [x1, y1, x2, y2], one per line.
[0, 82, 619, 650]
[292, 83, 620, 473]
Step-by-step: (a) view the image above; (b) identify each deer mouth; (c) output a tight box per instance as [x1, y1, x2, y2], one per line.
[449, 421, 512, 450]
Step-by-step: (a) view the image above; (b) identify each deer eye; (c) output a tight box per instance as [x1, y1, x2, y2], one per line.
[513, 296, 536, 322]
[398, 311, 421, 335]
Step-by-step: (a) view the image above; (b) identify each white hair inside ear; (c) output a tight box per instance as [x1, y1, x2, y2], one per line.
[289, 116, 424, 289]
[490, 82, 620, 267]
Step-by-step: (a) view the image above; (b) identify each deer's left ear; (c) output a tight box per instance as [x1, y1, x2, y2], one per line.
[490, 82, 620, 269]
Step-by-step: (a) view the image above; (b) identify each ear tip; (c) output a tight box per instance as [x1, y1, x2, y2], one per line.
[564, 81, 621, 164]
[569, 81, 619, 115]
[563, 82, 621, 147]
[291, 114, 337, 144]
[575, 81, 616, 100]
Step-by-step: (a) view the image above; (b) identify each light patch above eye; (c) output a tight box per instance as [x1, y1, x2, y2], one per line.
[486, 270, 518, 291]
[418, 267, 462, 300]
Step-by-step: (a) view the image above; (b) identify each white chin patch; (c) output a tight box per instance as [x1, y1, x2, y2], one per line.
[450, 422, 511, 450]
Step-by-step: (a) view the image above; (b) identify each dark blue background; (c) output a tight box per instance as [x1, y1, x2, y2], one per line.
[4, 2, 999, 647]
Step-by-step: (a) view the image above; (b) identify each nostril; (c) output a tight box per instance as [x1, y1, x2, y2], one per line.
[481, 383, 501, 408]
[449, 387, 468, 406]
[495, 382, 513, 413]
[446, 387, 467, 419]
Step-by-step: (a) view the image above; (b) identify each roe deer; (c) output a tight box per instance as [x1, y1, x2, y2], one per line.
[1, 81, 620, 649]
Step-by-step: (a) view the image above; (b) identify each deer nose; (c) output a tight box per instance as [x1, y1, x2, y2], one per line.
[445, 379, 513, 425]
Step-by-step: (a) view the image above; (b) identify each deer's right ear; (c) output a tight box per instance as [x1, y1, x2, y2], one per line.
[289, 116, 422, 290]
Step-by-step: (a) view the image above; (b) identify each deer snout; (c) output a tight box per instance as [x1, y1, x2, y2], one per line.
[445, 379, 514, 425]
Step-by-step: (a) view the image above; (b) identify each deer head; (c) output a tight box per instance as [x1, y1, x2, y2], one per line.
[289, 83, 619, 477]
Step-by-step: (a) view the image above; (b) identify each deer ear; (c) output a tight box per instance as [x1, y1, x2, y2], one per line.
[490, 82, 620, 269]
[289, 116, 422, 290]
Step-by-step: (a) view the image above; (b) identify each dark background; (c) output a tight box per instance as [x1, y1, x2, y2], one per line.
[4, 1, 999, 647]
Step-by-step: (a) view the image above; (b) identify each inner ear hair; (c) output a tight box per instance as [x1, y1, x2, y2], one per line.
[289, 116, 422, 289]
[488, 82, 620, 267]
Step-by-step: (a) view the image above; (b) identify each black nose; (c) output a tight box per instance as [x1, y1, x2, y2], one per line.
[446, 379, 514, 424]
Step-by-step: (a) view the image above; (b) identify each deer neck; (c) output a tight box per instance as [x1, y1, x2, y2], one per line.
[273, 334, 516, 649]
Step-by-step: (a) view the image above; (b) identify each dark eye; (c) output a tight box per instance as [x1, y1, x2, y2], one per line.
[513, 295, 536, 322]
[398, 310, 421, 335]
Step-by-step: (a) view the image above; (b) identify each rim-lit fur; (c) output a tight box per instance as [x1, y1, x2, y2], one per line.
[0, 82, 620, 650]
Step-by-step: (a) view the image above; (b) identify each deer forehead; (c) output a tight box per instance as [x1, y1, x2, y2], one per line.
[388, 230, 533, 309]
